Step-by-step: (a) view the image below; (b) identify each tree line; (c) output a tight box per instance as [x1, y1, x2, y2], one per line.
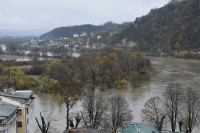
[35, 89, 133, 133]
[141, 82, 200, 133]
[0, 47, 151, 93]
[112, 0, 200, 55]
[0, 66, 36, 91]
[40, 47, 151, 93]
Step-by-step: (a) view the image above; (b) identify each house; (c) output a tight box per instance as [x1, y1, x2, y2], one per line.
[73, 34, 79, 38]
[97, 35, 102, 39]
[122, 122, 156, 133]
[0, 89, 34, 133]
[64, 44, 70, 48]
[122, 122, 185, 133]
[80, 32, 87, 37]
[0, 103, 20, 133]
[92, 42, 105, 49]
[63, 128, 111, 133]
[92, 42, 101, 49]
[74, 45, 80, 50]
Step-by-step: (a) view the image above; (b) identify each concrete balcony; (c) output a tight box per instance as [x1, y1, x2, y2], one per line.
[0, 111, 21, 131]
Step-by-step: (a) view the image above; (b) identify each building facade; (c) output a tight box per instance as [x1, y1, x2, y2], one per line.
[0, 90, 34, 133]
[0, 103, 20, 133]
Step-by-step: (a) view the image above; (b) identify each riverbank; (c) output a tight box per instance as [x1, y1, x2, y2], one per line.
[29, 57, 200, 133]
[144, 52, 200, 60]
[147, 56, 200, 64]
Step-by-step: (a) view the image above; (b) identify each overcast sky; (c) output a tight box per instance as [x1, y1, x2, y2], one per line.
[0, 0, 169, 35]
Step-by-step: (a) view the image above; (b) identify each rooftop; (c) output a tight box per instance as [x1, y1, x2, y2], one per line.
[0, 104, 18, 119]
[63, 128, 111, 133]
[0, 90, 32, 99]
[14, 90, 32, 99]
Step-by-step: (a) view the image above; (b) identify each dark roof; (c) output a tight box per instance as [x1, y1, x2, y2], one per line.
[0, 104, 18, 119]
[0, 90, 32, 99]
[63, 128, 112, 133]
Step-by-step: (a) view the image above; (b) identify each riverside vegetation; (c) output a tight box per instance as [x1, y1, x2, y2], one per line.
[0, 47, 151, 132]
[0, 47, 151, 92]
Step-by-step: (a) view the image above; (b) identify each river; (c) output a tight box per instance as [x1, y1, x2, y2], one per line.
[29, 57, 200, 133]
[0, 44, 80, 61]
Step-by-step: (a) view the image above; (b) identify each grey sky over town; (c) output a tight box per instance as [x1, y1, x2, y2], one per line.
[0, 0, 169, 35]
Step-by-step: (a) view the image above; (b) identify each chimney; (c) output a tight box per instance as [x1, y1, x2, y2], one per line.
[11, 89, 15, 95]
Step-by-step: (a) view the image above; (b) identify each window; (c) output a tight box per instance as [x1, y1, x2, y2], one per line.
[0, 120, 2, 124]
[17, 109, 22, 115]
[27, 108, 29, 114]
[17, 122, 22, 128]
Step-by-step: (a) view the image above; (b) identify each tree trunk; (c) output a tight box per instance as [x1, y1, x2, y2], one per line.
[66, 105, 69, 129]
[158, 116, 166, 131]
[113, 129, 117, 133]
[178, 120, 183, 132]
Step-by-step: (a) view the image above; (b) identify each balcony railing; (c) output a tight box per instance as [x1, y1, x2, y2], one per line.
[0, 123, 6, 127]
[0, 111, 21, 130]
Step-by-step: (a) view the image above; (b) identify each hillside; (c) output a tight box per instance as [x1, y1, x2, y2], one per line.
[40, 22, 119, 40]
[113, 0, 200, 53]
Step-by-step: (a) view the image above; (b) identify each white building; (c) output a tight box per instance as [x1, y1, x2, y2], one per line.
[80, 32, 87, 37]
[97, 35, 102, 39]
[73, 34, 79, 38]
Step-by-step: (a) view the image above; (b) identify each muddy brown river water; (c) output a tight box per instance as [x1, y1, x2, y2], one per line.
[29, 57, 200, 133]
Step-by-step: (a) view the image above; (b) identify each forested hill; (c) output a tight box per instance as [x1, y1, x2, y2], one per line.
[113, 0, 200, 52]
[40, 22, 119, 40]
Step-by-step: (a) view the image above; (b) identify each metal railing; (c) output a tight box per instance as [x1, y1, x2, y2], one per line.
[0, 123, 6, 127]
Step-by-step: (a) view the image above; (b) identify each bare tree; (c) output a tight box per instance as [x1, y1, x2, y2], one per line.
[105, 95, 133, 133]
[74, 113, 82, 128]
[182, 88, 200, 133]
[82, 90, 107, 129]
[6, 43, 17, 55]
[163, 83, 183, 132]
[69, 113, 82, 128]
[35, 112, 50, 133]
[141, 96, 166, 131]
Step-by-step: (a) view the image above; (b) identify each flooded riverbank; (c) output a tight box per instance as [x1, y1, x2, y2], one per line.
[0, 44, 80, 61]
[29, 57, 200, 133]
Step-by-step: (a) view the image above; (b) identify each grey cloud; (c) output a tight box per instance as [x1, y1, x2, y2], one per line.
[0, 0, 169, 31]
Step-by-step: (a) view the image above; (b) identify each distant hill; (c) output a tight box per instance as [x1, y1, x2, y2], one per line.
[40, 22, 120, 40]
[113, 0, 200, 52]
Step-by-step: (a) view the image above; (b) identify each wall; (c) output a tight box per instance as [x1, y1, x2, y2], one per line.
[17, 108, 26, 133]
